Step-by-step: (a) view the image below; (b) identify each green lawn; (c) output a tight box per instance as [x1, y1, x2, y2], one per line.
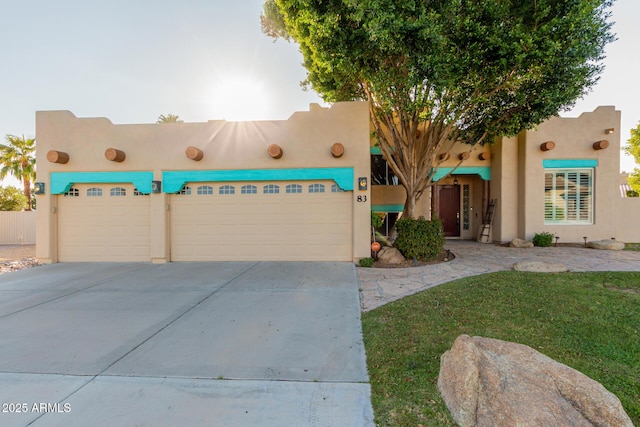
[362, 271, 640, 426]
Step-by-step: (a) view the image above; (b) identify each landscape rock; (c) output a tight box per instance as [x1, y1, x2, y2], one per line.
[509, 238, 534, 248]
[513, 261, 568, 272]
[587, 239, 625, 251]
[376, 247, 405, 265]
[438, 335, 633, 427]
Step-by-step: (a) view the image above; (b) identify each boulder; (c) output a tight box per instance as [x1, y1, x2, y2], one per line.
[438, 335, 633, 427]
[587, 239, 625, 251]
[509, 238, 534, 248]
[376, 247, 405, 265]
[513, 261, 568, 273]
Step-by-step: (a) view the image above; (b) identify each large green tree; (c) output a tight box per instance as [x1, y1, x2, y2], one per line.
[624, 121, 640, 193]
[0, 186, 28, 211]
[0, 135, 36, 211]
[262, 0, 615, 217]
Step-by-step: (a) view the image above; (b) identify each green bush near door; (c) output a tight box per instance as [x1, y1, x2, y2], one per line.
[394, 217, 445, 261]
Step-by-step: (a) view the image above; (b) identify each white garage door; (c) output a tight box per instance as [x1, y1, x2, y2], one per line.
[57, 184, 151, 262]
[170, 181, 352, 261]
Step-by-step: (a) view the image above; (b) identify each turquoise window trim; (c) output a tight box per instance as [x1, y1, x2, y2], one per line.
[51, 171, 154, 194]
[432, 166, 491, 181]
[372, 204, 404, 213]
[370, 146, 382, 155]
[162, 168, 354, 193]
[542, 159, 598, 169]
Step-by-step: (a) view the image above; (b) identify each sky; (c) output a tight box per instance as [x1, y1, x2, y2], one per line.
[0, 0, 638, 188]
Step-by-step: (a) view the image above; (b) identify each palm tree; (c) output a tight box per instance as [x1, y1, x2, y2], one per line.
[0, 135, 36, 210]
[156, 114, 183, 123]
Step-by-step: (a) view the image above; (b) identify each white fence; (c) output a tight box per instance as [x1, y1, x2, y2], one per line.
[0, 211, 36, 244]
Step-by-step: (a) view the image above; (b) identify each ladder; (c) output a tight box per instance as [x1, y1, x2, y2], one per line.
[477, 199, 497, 243]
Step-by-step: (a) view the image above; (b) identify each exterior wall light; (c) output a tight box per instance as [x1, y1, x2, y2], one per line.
[34, 182, 46, 195]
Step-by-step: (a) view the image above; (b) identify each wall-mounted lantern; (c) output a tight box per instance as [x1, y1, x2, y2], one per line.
[105, 148, 126, 162]
[34, 182, 46, 195]
[151, 181, 162, 193]
[47, 150, 69, 164]
[358, 177, 368, 191]
[604, 128, 615, 134]
[540, 141, 556, 151]
[593, 140, 609, 150]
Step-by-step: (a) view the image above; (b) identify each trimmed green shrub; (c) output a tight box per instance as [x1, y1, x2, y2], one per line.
[394, 216, 445, 261]
[358, 257, 374, 267]
[532, 231, 555, 247]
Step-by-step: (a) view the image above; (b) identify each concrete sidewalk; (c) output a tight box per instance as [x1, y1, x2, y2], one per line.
[358, 240, 640, 311]
[0, 262, 373, 427]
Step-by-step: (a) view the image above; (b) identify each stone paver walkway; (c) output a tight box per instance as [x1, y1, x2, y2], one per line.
[358, 240, 640, 312]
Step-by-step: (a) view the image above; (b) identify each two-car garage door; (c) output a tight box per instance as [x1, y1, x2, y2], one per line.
[170, 181, 352, 261]
[57, 181, 352, 262]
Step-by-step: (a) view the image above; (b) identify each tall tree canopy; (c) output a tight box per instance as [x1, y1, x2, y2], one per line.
[262, 0, 615, 217]
[0, 135, 36, 211]
[624, 121, 640, 193]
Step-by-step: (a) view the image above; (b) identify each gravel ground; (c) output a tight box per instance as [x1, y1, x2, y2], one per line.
[0, 244, 38, 275]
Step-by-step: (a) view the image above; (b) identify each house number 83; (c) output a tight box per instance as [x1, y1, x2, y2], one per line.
[356, 195, 367, 202]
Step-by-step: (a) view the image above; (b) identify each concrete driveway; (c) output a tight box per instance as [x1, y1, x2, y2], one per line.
[0, 262, 373, 426]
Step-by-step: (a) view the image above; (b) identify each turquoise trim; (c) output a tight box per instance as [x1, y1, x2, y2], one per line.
[162, 168, 354, 193]
[370, 146, 382, 155]
[51, 171, 154, 194]
[432, 166, 491, 181]
[543, 159, 598, 169]
[372, 204, 404, 213]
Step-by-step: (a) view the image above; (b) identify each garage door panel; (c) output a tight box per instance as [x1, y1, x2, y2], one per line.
[171, 181, 352, 261]
[58, 184, 151, 262]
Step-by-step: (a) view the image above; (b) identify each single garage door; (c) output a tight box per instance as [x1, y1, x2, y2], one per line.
[170, 181, 352, 261]
[57, 184, 151, 262]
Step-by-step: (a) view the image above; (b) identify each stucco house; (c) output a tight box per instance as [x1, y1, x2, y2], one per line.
[35, 102, 640, 263]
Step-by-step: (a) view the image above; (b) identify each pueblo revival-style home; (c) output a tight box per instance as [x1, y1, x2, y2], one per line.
[35, 102, 640, 263]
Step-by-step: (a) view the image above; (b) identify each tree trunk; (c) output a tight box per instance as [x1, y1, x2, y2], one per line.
[23, 178, 31, 211]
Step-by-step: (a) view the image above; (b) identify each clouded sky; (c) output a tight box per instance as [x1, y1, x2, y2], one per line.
[1, 0, 638, 180]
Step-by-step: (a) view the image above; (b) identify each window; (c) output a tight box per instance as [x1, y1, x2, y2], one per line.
[219, 185, 235, 195]
[176, 186, 192, 195]
[64, 188, 79, 197]
[110, 187, 126, 197]
[286, 184, 302, 194]
[263, 184, 280, 194]
[241, 185, 257, 194]
[544, 169, 593, 224]
[371, 154, 399, 185]
[331, 183, 344, 193]
[197, 185, 214, 195]
[87, 187, 102, 197]
[309, 183, 325, 193]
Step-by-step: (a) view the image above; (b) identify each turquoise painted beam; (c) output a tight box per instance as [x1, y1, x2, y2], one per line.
[432, 166, 491, 181]
[542, 159, 598, 169]
[50, 171, 154, 194]
[162, 168, 354, 193]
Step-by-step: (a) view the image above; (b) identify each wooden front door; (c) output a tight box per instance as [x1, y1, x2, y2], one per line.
[438, 185, 461, 237]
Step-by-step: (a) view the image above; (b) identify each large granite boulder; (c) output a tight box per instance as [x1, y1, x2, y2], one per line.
[438, 335, 633, 427]
[509, 238, 534, 248]
[587, 239, 625, 250]
[377, 247, 405, 265]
